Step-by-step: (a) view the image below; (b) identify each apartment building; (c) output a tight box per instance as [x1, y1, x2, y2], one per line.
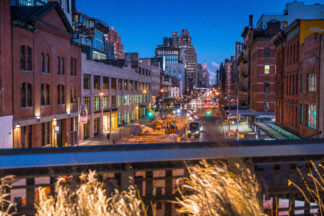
[80, 53, 154, 140]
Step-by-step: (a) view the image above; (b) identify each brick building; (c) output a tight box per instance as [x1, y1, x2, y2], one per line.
[105, 27, 125, 60]
[11, 2, 81, 147]
[0, 0, 13, 148]
[273, 20, 324, 138]
[241, 14, 280, 113]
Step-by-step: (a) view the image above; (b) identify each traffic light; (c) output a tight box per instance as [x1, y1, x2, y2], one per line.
[147, 111, 153, 118]
[206, 109, 211, 116]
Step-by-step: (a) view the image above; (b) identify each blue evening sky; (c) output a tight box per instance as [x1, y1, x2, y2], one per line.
[76, 0, 320, 84]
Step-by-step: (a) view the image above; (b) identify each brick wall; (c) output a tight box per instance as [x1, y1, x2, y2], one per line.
[12, 6, 81, 147]
[0, 0, 13, 117]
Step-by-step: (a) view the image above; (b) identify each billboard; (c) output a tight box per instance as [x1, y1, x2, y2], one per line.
[300, 20, 324, 44]
[80, 104, 88, 124]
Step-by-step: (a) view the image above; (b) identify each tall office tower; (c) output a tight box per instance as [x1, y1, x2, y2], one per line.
[155, 29, 198, 94]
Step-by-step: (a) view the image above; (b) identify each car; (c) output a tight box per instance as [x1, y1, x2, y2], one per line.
[187, 121, 200, 138]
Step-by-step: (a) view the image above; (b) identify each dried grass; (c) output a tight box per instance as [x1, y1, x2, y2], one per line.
[0, 176, 16, 216]
[288, 160, 324, 215]
[36, 170, 146, 216]
[175, 160, 265, 216]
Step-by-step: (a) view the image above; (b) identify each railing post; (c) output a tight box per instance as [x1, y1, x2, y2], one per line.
[145, 170, 153, 216]
[26, 177, 35, 215]
[164, 169, 172, 216]
[120, 163, 134, 190]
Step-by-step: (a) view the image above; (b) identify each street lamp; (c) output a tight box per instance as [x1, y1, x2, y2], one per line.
[160, 89, 164, 115]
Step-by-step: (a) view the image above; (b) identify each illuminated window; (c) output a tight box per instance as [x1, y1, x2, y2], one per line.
[93, 96, 100, 111]
[103, 96, 109, 109]
[264, 65, 270, 74]
[307, 73, 316, 92]
[307, 104, 316, 129]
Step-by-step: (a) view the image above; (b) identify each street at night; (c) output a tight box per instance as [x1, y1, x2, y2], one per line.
[1, 0, 324, 215]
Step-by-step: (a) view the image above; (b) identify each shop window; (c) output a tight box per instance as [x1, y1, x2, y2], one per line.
[93, 96, 100, 111]
[41, 122, 51, 146]
[103, 96, 109, 109]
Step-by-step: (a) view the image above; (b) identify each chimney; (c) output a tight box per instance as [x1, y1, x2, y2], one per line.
[249, 14, 253, 28]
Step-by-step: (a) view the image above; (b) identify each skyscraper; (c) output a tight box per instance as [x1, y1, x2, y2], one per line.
[155, 29, 198, 94]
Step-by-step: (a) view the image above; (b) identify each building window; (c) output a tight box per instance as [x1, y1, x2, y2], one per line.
[124, 95, 129, 106]
[264, 65, 270, 74]
[124, 80, 128, 90]
[20, 46, 32, 71]
[93, 96, 100, 111]
[70, 57, 77, 76]
[282, 21, 288, 29]
[70, 87, 77, 103]
[20, 46, 26, 70]
[300, 104, 303, 125]
[57, 57, 61, 74]
[117, 95, 122, 106]
[83, 96, 90, 112]
[21, 125, 32, 148]
[111, 78, 116, 90]
[61, 57, 64, 74]
[264, 101, 270, 112]
[41, 84, 50, 106]
[57, 85, 65, 104]
[129, 81, 133, 90]
[41, 53, 45, 72]
[118, 79, 123, 90]
[83, 74, 91, 89]
[41, 122, 51, 147]
[264, 47, 270, 58]
[307, 73, 316, 92]
[103, 77, 109, 90]
[103, 96, 109, 109]
[134, 81, 138, 90]
[93, 75, 100, 90]
[45, 54, 50, 73]
[111, 96, 116, 108]
[307, 104, 316, 129]
[26, 47, 32, 71]
[300, 75, 303, 93]
[94, 117, 100, 135]
[21, 83, 32, 108]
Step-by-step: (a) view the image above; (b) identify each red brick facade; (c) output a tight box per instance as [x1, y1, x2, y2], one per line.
[0, 0, 13, 117]
[250, 39, 276, 112]
[273, 20, 324, 138]
[12, 4, 81, 147]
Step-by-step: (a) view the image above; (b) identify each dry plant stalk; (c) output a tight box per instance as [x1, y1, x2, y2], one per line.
[36, 170, 145, 216]
[0, 175, 16, 216]
[288, 160, 324, 215]
[175, 160, 265, 216]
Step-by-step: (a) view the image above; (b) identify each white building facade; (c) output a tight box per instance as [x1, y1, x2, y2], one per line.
[81, 54, 152, 140]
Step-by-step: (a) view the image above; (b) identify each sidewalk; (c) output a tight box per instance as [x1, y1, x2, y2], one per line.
[79, 128, 129, 146]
